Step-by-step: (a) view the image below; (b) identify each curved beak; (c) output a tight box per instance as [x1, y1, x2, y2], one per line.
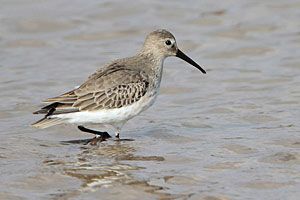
[176, 49, 206, 74]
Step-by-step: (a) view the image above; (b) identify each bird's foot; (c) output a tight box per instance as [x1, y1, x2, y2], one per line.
[64, 126, 133, 145]
[114, 132, 134, 141]
[77, 126, 112, 145]
[115, 138, 135, 142]
[78, 126, 111, 139]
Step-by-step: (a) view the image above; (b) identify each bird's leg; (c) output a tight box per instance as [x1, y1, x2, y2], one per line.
[77, 126, 111, 140]
[105, 124, 134, 141]
[114, 130, 134, 142]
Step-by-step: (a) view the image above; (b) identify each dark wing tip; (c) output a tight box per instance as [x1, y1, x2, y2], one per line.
[33, 109, 47, 114]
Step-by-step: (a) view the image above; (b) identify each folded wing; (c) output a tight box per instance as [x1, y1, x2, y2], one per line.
[33, 64, 149, 117]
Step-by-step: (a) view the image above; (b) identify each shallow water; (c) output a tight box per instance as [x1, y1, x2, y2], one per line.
[0, 0, 299, 199]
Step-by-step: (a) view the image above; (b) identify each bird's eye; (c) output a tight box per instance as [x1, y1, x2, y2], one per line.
[165, 40, 172, 46]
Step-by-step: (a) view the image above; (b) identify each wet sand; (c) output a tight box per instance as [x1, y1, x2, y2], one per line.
[0, 0, 299, 199]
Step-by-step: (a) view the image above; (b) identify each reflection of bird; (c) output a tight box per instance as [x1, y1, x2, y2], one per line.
[32, 29, 206, 142]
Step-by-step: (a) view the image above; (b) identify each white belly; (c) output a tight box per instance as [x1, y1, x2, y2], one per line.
[53, 95, 157, 124]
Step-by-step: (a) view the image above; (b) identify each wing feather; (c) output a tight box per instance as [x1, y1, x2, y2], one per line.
[34, 64, 149, 116]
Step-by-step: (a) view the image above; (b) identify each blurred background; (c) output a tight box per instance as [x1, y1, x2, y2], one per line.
[0, 0, 299, 199]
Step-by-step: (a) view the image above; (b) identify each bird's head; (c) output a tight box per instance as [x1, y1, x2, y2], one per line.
[141, 29, 206, 74]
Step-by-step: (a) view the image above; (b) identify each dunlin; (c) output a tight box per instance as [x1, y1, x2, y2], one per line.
[32, 29, 206, 143]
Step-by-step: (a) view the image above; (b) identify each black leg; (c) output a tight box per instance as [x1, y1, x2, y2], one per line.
[77, 126, 111, 139]
[76, 126, 134, 143]
[60, 126, 112, 145]
[114, 132, 134, 142]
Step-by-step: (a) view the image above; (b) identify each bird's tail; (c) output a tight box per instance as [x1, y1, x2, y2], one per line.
[31, 117, 65, 129]
[32, 102, 74, 129]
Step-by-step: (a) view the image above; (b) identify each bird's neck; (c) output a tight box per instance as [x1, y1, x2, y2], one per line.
[136, 52, 165, 95]
[137, 52, 165, 71]
[137, 50, 166, 63]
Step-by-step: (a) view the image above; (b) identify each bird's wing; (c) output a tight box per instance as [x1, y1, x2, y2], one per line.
[36, 64, 149, 115]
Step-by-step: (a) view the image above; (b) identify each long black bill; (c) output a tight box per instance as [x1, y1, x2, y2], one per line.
[176, 49, 206, 74]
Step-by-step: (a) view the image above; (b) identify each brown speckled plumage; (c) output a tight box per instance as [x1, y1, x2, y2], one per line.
[43, 63, 150, 113]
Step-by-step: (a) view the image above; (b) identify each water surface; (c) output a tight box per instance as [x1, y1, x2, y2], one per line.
[0, 0, 299, 199]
